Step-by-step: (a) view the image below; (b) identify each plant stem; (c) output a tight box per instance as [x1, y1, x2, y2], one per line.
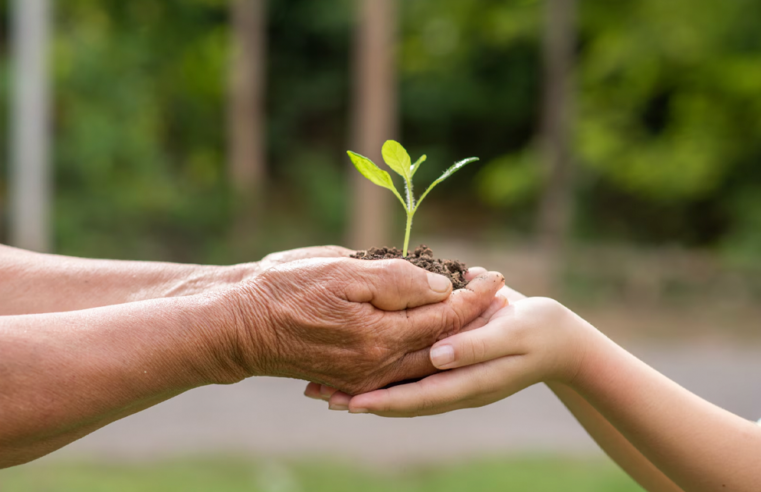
[403, 211, 413, 257]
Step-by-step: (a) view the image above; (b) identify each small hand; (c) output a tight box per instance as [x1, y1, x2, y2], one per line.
[224, 258, 505, 394]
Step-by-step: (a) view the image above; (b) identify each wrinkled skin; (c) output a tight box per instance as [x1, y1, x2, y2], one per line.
[257, 245, 354, 270]
[231, 257, 505, 395]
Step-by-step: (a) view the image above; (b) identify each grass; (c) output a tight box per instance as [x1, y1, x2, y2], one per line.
[0, 456, 644, 492]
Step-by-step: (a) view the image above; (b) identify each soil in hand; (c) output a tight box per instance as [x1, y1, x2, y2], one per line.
[351, 245, 468, 289]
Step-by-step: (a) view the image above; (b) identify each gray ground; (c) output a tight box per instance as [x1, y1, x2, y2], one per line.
[38, 343, 761, 466]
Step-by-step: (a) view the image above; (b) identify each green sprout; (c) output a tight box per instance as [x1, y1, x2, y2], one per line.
[347, 140, 479, 257]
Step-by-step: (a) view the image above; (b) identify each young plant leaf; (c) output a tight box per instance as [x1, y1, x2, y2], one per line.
[347, 151, 407, 210]
[347, 141, 480, 258]
[414, 157, 480, 211]
[381, 140, 412, 180]
[411, 154, 427, 176]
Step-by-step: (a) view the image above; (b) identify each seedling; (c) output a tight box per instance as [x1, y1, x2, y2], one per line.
[347, 140, 479, 257]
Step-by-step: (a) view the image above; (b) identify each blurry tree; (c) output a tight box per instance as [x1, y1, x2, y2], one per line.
[228, 0, 266, 227]
[51, 0, 231, 261]
[537, 0, 577, 286]
[9, 0, 51, 252]
[575, 0, 761, 256]
[347, 0, 397, 250]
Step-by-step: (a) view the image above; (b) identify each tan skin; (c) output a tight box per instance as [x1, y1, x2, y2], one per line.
[0, 244, 505, 468]
[0, 244, 356, 315]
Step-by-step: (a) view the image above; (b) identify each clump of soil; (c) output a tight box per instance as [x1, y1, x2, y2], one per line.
[351, 244, 468, 289]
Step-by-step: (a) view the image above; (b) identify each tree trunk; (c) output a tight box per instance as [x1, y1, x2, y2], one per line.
[228, 0, 266, 238]
[347, 0, 397, 250]
[9, 0, 52, 252]
[537, 0, 577, 289]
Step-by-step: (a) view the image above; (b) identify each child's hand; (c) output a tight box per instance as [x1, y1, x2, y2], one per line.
[320, 295, 599, 417]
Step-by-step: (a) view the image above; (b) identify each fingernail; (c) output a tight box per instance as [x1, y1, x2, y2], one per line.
[329, 403, 348, 411]
[349, 408, 368, 414]
[430, 345, 455, 367]
[305, 392, 322, 400]
[496, 293, 509, 306]
[428, 272, 451, 293]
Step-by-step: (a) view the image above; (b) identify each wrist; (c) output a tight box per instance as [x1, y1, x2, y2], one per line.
[560, 313, 610, 391]
[529, 298, 605, 387]
[160, 263, 260, 299]
[206, 278, 279, 382]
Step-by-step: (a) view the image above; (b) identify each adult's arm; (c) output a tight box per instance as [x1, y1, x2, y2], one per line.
[0, 257, 503, 468]
[0, 294, 230, 468]
[0, 244, 350, 315]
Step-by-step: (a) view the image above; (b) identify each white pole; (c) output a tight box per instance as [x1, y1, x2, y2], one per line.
[9, 0, 52, 252]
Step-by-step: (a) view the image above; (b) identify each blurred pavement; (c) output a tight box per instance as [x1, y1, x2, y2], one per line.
[38, 343, 761, 466]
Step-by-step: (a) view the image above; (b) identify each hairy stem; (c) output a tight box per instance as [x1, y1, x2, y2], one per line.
[403, 211, 414, 257]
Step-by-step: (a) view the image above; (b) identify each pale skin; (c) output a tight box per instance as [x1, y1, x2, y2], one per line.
[0, 244, 506, 468]
[309, 270, 761, 492]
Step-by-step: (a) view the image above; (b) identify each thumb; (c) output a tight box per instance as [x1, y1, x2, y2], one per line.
[343, 258, 453, 311]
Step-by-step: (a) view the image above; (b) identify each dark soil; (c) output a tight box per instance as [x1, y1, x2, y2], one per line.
[351, 245, 468, 289]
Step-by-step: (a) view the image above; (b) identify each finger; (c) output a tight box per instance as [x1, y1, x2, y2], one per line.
[402, 271, 505, 347]
[380, 272, 505, 384]
[343, 259, 454, 311]
[385, 348, 439, 385]
[464, 266, 487, 282]
[395, 295, 507, 384]
[461, 293, 509, 333]
[328, 390, 352, 411]
[304, 382, 323, 400]
[320, 384, 338, 401]
[348, 357, 527, 417]
[498, 285, 526, 303]
[430, 303, 531, 370]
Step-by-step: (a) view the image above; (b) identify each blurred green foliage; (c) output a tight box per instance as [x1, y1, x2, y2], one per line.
[1, 0, 760, 263]
[3, 456, 644, 492]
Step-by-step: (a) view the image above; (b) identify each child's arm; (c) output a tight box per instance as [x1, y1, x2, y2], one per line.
[549, 383, 683, 492]
[333, 293, 761, 492]
[308, 281, 682, 491]
[506, 285, 683, 492]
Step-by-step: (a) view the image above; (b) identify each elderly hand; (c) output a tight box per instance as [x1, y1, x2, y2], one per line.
[222, 258, 505, 394]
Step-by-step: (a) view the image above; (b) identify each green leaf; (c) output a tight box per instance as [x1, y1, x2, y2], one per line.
[347, 151, 407, 210]
[411, 154, 427, 176]
[381, 140, 412, 180]
[415, 157, 480, 212]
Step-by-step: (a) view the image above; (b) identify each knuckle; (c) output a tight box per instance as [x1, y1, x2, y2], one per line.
[438, 304, 465, 340]
[415, 396, 437, 416]
[529, 296, 564, 315]
[325, 245, 353, 256]
[471, 364, 495, 395]
[383, 259, 416, 281]
[361, 342, 392, 366]
[468, 335, 489, 363]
